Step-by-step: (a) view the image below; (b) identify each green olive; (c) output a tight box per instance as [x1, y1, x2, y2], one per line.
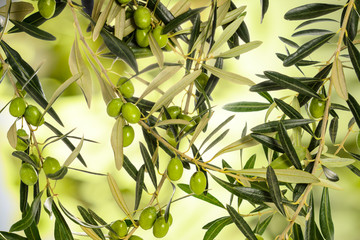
[309, 96, 326, 119]
[129, 235, 143, 240]
[167, 157, 183, 181]
[178, 114, 196, 133]
[123, 125, 135, 147]
[38, 0, 56, 19]
[107, 98, 124, 118]
[162, 106, 181, 120]
[135, 28, 150, 48]
[122, 102, 141, 123]
[195, 72, 209, 90]
[157, 210, 173, 226]
[116, 0, 131, 4]
[20, 163, 38, 186]
[16, 82, 27, 97]
[190, 171, 206, 195]
[109, 220, 127, 238]
[15, 129, 28, 151]
[117, 77, 135, 98]
[152, 26, 168, 48]
[139, 206, 157, 230]
[134, 6, 151, 29]
[43, 157, 61, 176]
[9, 97, 26, 118]
[152, 216, 169, 238]
[24, 105, 44, 126]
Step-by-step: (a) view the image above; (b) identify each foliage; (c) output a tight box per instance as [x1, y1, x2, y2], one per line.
[1, 0, 360, 239]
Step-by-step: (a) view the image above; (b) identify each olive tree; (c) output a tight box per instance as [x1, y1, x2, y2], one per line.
[1, 0, 360, 239]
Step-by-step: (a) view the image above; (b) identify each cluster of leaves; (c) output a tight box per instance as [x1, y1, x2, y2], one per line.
[2, 0, 360, 240]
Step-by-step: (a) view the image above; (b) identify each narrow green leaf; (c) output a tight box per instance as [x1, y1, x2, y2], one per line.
[250, 133, 284, 153]
[186, 13, 200, 72]
[254, 215, 273, 235]
[329, 117, 338, 144]
[223, 101, 270, 112]
[111, 117, 124, 170]
[251, 119, 314, 133]
[23, 221, 41, 240]
[266, 166, 285, 215]
[347, 39, 360, 82]
[260, 0, 269, 23]
[283, 33, 335, 66]
[346, 94, 360, 129]
[164, 181, 176, 224]
[305, 193, 316, 240]
[12, 151, 38, 168]
[264, 71, 320, 99]
[244, 154, 256, 169]
[215, 41, 262, 58]
[321, 165, 339, 182]
[134, 165, 145, 212]
[284, 4, 343, 20]
[226, 205, 257, 240]
[295, 18, 338, 30]
[291, 29, 332, 37]
[10, 20, 56, 41]
[331, 57, 348, 100]
[77, 207, 105, 240]
[200, 115, 234, 150]
[203, 129, 229, 154]
[100, 29, 138, 73]
[278, 121, 302, 169]
[321, 157, 355, 168]
[177, 183, 225, 208]
[63, 136, 84, 167]
[54, 218, 72, 240]
[222, 160, 236, 183]
[292, 223, 304, 240]
[46, 167, 68, 180]
[0, 232, 27, 240]
[163, 7, 205, 34]
[279, 36, 299, 48]
[148, 33, 164, 69]
[203, 216, 232, 240]
[213, 134, 259, 159]
[277, 53, 319, 66]
[203, 64, 255, 86]
[139, 142, 157, 189]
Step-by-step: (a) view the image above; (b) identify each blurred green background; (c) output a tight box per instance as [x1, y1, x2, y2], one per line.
[1, 0, 360, 239]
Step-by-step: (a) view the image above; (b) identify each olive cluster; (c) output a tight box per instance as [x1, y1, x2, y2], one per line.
[162, 106, 197, 139]
[138, 206, 173, 238]
[106, 77, 140, 147]
[108, 219, 142, 240]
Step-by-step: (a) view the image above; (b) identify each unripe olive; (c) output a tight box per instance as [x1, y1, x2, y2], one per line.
[139, 206, 157, 230]
[157, 210, 173, 226]
[43, 157, 61, 175]
[122, 102, 141, 123]
[116, 0, 130, 4]
[38, 0, 56, 19]
[107, 98, 123, 118]
[16, 82, 27, 97]
[24, 105, 43, 126]
[117, 77, 134, 98]
[153, 216, 169, 238]
[109, 220, 127, 238]
[167, 157, 183, 181]
[9, 97, 26, 117]
[195, 72, 209, 90]
[135, 28, 150, 48]
[152, 26, 168, 48]
[190, 171, 206, 195]
[123, 125, 135, 147]
[309, 96, 326, 119]
[134, 7, 151, 29]
[15, 129, 29, 151]
[129, 235, 143, 240]
[178, 114, 196, 133]
[162, 106, 181, 120]
[20, 163, 38, 186]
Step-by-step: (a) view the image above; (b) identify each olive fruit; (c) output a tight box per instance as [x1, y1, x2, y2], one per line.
[134, 7, 151, 29]
[24, 105, 43, 126]
[195, 72, 209, 90]
[167, 157, 183, 181]
[157, 210, 173, 226]
[129, 236, 143, 240]
[107, 98, 123, 118]
[190, 171, 206, 195]
[116, 0, 130, 4]
[152, 26, 168, 48]
[20, 163, 38, 186]
[15, 129, 29, 151]
[122, 102, 141, 123]
[139, 206, 157, 230]
[162, 106, 181, 120]
[178, 114, 196, 133]
[153, 216, 169, 238]
[9, 97, 26, 117]
[16, 82, 27, 97]
[309, 96, 326, 119]
[43, 157, 61, 175]
[38, 0, 56, 19]
[123, 125, 135, 147]
[109, 220, 127, 239]
[135, 28, 150, 48]
[117, 77, 135, 98]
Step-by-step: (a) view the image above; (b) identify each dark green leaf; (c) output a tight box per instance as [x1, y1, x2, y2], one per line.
[100, 29, 138, 73]
[292, 29, 332, 37]
[319, 188, 334, 240]
[292, 223, 304, 240]
[277, 53, 319, 66]
[139, 142, 157, 189]
[20, 181, 28, 213]
[321, 165, 339, 182]
[200, 115, 234, 150]
[266, 166, 285, 215]
[186, 13, 201, 72]
[203, 216, 232, 240]
[178, 183, 225, 208]
[134, 165, 145, 212]
[226, 205, 257, 240]
[203, 129, 229, 154]
[141, 126, 159, 168]
[10, 20, 56, 41]
[264, 71, 320, 99]
[251, 78, 322, 92]
[0, 232, 27, 240]
[283, 33, 335, 66]
[251, 119, 314, 133]
[308, 120, 323, 152]
[346, 8, 358, 41]
[330, 103, 349, 111]
[244, 154, 256, 169]
[284, 4, 343, 20]
[164, 182, 176, 224]
[260, 0, 269, 23]
[12, 151, 38, 168]
[279, 36, 299, 48]
[278, 121, 302, 169]
[162, 7, 206, 34]
[223, 101, 270, 112]
[237, 21, 250, 43]
[54, 219, 71, 240]
[33, 182, 41, 224]
[347, 164, 360, 177]
[254, 215, 273, 235]
[10, 191, 43, 232]
[347, 38, 360, 81]
[46, 167, 68, 180]
[77, 206, 105, 240]
[305, 193, 316, 240]
[250, 133, 284, 153]
[329, 117, 338, 144]
[222, 160, 236, 183]
[346, 94, 360, 129]
[295, 18, 338, 30]
[44, 122, 86, 167]
[23, 221, 41, 240]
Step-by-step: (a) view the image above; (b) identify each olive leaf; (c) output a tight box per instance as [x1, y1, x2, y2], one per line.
[227, 205, 258, 240]
[7, 121, 17, 149]
[223, 101, 270, 112]
[162, 7, 206, 34]
[331, 56, 348, 100]
[0, 2, 33, 21]
[202, 64, 255, 86]
[80, 226, 103, 240]
[149, 33, 164, 69]
[284, 4, 343, 20]
[203, 216, 232, 240]
[215, 41, 262, 58]
[10, 20, 56, 41]
[93, 0, 114, 41]
[292, 29, 332, 37]
[177, 184, 224, 208]
[111, 117, 124, 170]
[63, 136, 84, 167]
[212, 134, 259, 159]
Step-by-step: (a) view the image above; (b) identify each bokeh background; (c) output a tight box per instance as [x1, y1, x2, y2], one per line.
[1, 0, 360, 239]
